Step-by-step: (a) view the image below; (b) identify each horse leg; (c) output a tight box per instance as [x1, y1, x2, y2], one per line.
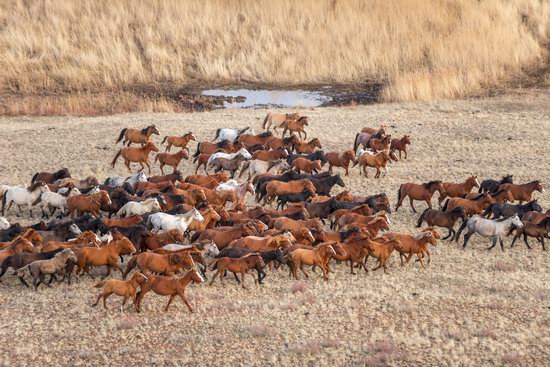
[455, 220, 468, 243]
[426, 250, 431, 265]
[145, 161, 152, 174]
[160, 164, 165, 175]
[240, 272, 247, 289]
[540, 237, 546, 251]
[124, 159, 132, 172]
[137, 162, 145, 172]
[511, 233, 520, 247]
[462, 230, 473, 248]
[442, 228, 453, 240]
[487, 237, 498, 251]
[300, 264, 309, 278]
[523, 233, 531, 250]
[164, 295, 176, 312]
[120, 295, 129, 313]
[92, 292, 104, 307]
[499, 237, 505, 251]
[178, 290, 193, 312]
[232, 272, 241, 284]
[409, 198, 417, 213]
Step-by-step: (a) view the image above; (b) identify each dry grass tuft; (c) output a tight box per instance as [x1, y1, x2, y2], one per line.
[1, 0, 550, 115]
[290, 281, 308, 294]
[493, 260, 519, 272]
[242, 324, 277, 337]
[501, 352, 524, 366]
[364, 340, 407, 366]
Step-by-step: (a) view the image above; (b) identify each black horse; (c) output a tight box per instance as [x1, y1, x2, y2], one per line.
[276, 190, 316, 210]
[479, 175, 513, 193]
[0, 223, 23, 242]
[306, 174, 345, 196]
[287, 150, 328, 166]
[482, 200, 543, 219]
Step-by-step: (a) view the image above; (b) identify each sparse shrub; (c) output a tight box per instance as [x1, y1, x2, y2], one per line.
[493, 260, 518, 272]
[290, 281, 307, 294]
[243, 325, 277, 337]
[502, 352, 524, 365]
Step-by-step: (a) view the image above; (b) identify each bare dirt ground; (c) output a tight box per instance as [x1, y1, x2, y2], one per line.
[0, 90, 549, 366]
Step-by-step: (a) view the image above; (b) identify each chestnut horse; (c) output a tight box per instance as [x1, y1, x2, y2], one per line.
[116, 125, 160, 146]
[395, 181, 445, 213]
[294, 138, 322, 154]
[438, 176, 480, 205]
[355, 151, 391, 178]
[262, 112, 301, 134]
[291, 158, 321, 174]
[282, 116, 309, 139]
[67, 190, 112, 218]
[155, 149, 189, 174]
[443, 192, 495, 216]
[289, 242, 336, 281]
[135, 269, 204, 312]
[498, 180, 544, 203]
[326, 150, 356, 176]
[210, 253, 265, 289]
[74, 238, 136, 277]
[162, 132, 196, 152]
[264, 179, 316, 205]
[390, 135, 411, 159]
[111, 141, 159, 174]
[92, 272, 148, 312]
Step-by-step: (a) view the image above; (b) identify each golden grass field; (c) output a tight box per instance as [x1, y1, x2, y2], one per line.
[0, 90, 549, 366]
[1, 0, 550, 115]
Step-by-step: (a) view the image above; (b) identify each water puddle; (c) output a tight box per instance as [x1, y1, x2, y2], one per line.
[202, 89, 332, 108]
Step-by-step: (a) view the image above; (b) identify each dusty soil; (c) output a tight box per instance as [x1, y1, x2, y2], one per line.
[0, 90, 549, 366]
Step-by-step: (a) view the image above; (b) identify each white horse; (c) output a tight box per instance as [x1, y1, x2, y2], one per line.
[460, 214, 523, 251]
[213, 127, 252, 143]
[35, 187, 81, 218]
[207, 147, 252, 167]
[238, 159, 290, 180]
[117, 198, 161, 217]
[0, 216, 10, 230]
[147, 208, 204, 233]
[215, 179, 255, 202]
[104, 172, 147, 187]
[2, 182, 50, 217]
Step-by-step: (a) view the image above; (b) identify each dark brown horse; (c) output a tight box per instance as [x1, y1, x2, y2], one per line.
[116, 125, 160, 146]
[416, 207, 465, 240]
[31, 168, 71, 184]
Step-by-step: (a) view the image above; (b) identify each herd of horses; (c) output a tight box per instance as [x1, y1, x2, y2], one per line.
[0, 111, 547, 313]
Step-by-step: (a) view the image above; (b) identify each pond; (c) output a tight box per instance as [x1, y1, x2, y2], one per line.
[201, 89, 332, 108]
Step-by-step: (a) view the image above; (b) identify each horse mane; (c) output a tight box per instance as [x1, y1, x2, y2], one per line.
[27, 181, 44, 192]
[241, 252, 261, 259]
[256, 132, 272, 138]
[538, 217, 550, 227]
[141, 126, 150, 135]
[217, 140, 231, 148]
[422, 181, 441, 188]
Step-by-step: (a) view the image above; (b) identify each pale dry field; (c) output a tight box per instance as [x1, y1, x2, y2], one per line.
[0, 91, 549, 366]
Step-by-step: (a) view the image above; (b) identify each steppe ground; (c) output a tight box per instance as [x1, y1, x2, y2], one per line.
[0, 90, 549, 366]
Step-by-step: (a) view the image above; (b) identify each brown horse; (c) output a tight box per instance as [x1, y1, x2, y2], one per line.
[186, 205, 222, 232]
[31, 168, 71, 185]
[111, 141, 159, 174]
[294, 138, 322, 154]
[16, 249, 77, 289]
[0, 228, 43, 248]
[252, 148, 289, 161]
[262, 112, 301, 134]
[264, 135, 299, 151]
[443, 192, 495, 216]
[264, 179, 316, 205]
[148, 171, 185, 184]
[330, 204, 374, 229]
[103, 215, 144, 228]
[395, 181, 445, 213]
[210, 154, 249, 179]
[282, 116, 309, 139]
[75, 238, 136, 277]
[361, 125, 387, 135]
[116, 125, 160, 146]
[196, 223, 257, 249]
[326, 150, 356, 176]
[185, 173, 229, 186]
[386, 230, 437, 267]
[92, 272, 149, 312]
[465, 187, 514, 203]
[67, 190, 112, 218]
[139, 229, 185, 252]
[291, 158, 321, 174]
[228, 234, 293, 252]
[511, 218, 550, 250]
[135, 269, 204, 312]
[355, 151, 391, 178]
[39, 231, 101, 252]
[122, 251, 194, 278]
[162, 132, 196, 152]
[194, 140, 238, 156]
[0, 237, 35, 263]
[210, 253, 265, 288]
[438, 176, 480, 205]
[155, 149, 189, 174]
[416, 207, 465, 240]
[364, 236, 401, 273]
[289, 242, 336, 281]
[368, 135, 391, 151]
[237, 132, 273, 147]
[498, 181, 544, 203]
[390, 135, 411, 160]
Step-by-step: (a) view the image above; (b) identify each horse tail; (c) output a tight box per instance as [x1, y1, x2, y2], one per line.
[154, 154, 159, 164]
[32, 194, 43, 206]
[192, 154, 200, 164]
[111, 149, 122, 168]
[1, 193, 7, 216]
[262, 114, 270, 130]
[193, 143, 201, 158]
[94, 280, 106, 288]
[396, 184, 403, 205]
[122, 256, 137, 279]
[353, 133, 360, 152]
[238, 161, 250, 178]
[31, 172, 39, 184]
[161, 136, 168, 144]
[481, 204, 494, 218]
[209, 258, 219, 271]
[441, 199, 449, 211]
[116, 128, 127, 144]
[0, 258, 10, 278]
[213, 128, 221, 141]
[416, 208, 428, 227]
[190, 231, 201, 243]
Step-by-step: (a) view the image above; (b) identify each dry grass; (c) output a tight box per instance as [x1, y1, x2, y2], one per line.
[1, 0, 550, 115]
